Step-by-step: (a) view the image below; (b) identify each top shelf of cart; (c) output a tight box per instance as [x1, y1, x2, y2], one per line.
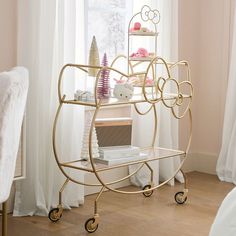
[129, 32, 159, 37]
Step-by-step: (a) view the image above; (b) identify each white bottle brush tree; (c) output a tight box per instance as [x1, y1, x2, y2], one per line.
[97, 53, 110, 98]
[88, 36, 100, 77]
[80, 112, 100, 160]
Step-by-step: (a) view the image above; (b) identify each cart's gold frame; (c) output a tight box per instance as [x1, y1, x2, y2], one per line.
[49, 5, 193, 233]
[49, 56, 193, 232]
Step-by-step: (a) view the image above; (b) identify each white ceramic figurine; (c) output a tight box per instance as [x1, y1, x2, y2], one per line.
[113, 83, 134, 100]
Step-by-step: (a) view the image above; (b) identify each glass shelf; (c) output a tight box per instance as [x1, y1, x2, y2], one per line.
[129, 32, 159, 36]
[62, 92, 192, 107]
[129, 57, 155, 61]
[60, 146, 186, 173]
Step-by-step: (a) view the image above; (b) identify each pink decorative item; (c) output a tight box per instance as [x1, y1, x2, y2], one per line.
[130, 48, 149, 58]
[97, 53, 110, 98]
[129, 22, 142, 32]
[137, 48, 148, 57]
[134, 22, 141, 30]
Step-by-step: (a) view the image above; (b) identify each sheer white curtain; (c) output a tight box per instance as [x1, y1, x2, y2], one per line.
[14, 0, 85, 216]
[216, 4, 236, 184]
[130, 0, 183, 186]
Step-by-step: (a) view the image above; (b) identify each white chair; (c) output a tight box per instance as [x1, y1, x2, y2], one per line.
[209, 187, 236, 236]
[0, 67, 28, 236]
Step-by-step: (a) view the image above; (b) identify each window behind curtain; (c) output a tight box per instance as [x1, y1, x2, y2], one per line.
[85, 0, 132, 64]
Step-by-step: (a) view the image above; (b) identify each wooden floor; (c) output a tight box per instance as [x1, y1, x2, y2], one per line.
[1, 172, 234, 236]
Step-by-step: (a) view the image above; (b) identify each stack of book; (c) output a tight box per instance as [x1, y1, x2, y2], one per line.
[94, 145, 147, 165]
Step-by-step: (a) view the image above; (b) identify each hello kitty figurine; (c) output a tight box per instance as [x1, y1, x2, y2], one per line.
[113, 83, 134, 100]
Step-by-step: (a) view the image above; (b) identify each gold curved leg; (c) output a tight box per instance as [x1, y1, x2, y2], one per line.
[180, 168, 188, 198]
[94, 186, 105, 216]
[48, 178, 70, 222]
[90, 186, 106, 228]
[174, 169, 188, 204]
[85, 187, 106, 233]
[59, 178, 70, 206]
[57, 178, 70, 215]
[145, 162, 154, 186]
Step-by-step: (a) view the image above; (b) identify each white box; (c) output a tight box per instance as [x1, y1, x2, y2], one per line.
[99, 145, 140, 160]
[94, 153, 148, 166]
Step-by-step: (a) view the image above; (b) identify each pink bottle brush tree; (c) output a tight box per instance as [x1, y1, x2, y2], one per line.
[97, 53, 110, 98]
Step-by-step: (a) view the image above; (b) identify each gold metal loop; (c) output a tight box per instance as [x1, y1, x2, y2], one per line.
[161, 78, 180, 108]
[142, 56, 171, 104]
[134, 103, 153, 115]
[110, 54, 134, 76]
[171, 81, 193, 119]
[140, 5, 161, 24]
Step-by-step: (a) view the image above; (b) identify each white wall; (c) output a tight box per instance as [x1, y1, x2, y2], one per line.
[179, 0, 232, 174]
[0, 0, 16, 71]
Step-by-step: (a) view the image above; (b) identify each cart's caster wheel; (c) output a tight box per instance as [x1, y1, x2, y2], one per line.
[85, 217, 99, 233]
[142, 184, 154, 197]
[48, 208, 62, 223]
[175, 191, 187, 204]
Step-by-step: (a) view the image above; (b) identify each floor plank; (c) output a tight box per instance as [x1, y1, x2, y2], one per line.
[0, 172, 234, 236]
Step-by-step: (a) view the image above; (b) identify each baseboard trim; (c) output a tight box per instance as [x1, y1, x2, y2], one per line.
[183, 152, 218, 175]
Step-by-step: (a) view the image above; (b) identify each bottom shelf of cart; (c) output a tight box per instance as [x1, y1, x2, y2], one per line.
[60, 147, 186, 173]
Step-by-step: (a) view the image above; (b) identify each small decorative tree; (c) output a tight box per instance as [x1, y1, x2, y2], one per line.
[97, 53, 110, 98]
[81, 112, 100, 160]
[88, 36, 100, 77]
